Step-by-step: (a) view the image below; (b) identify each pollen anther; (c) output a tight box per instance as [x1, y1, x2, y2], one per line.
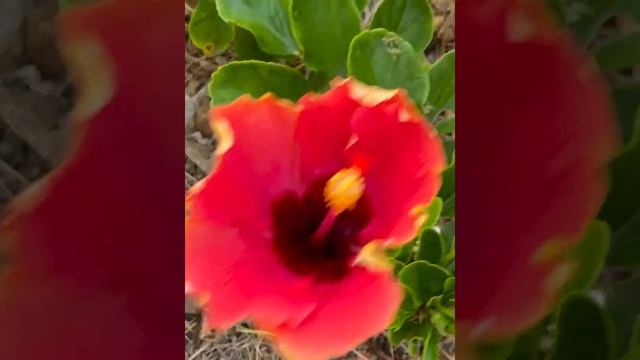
[324, 167, 365, 214]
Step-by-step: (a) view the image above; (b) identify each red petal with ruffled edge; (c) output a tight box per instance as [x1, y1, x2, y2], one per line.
[345, 91, 446, 245]
[185, 79, 445, 359]
[275, 268, 402, 360]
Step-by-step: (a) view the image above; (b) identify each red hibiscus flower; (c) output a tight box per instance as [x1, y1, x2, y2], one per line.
[185, 78, 446, 360]
[456, 0, 619, 353]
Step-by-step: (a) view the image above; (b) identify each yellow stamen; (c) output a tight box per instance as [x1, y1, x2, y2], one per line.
[323, 167, 365, 214]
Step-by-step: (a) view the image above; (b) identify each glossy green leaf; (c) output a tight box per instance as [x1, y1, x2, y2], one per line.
[561, 221, 610, 295]
[550, 294, 613, 360]
[291, 0, 361, 76]
[599, 106, 640, 231]
[216, 0, 298, 55]
[348, 29, 430, 105]
[422, 327, 441, 360]
[425, 51, 455, 117]
[189, 0, 234, 55]
[422, 197, 443, 229]
[606, 277, 640, 358]
[398, 261, 449, 305]
[417, 229, 443, 264]
[209, 61, 309, 105]
[370, 0, 434, 51]
[595, 31, 640, 71]
[442, 277, 454, 303]
[234, 26, 273, 61]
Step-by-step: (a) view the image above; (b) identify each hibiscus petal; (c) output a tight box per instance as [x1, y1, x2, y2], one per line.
[185, 211, 318, 330]
[188, 95, 301, 233]
[274, 268, 402, 360]
[346, 93, 446, 245]
[294, 80, 361, 181]
[456, 0, 618, 342]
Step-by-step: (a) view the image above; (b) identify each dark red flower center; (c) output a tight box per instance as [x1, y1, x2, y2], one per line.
[271, 176, 372, 282]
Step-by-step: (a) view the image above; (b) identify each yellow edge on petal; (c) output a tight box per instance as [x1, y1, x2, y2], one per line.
[344, 79, 398, 107]
[530, 237, 575, 265]
[59, 35, 115, 122]
[353, 240, 393, 272]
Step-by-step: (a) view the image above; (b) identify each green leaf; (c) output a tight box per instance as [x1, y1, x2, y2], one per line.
[441, 194, 455, 218]
[234, 27, 273, 61]
[442, 277, 454, 303]
[370, 0, 434, 51]
[561, 221, 610, 296]
[607, 211, 640, 267]
[391, 239, 416, 264]
[422, 327, 441, 360]
[398, 261, 449, 305]
[189, 0, 234, 55]
[599, 106, 640, 230]
[348, 29, 430, 105]
[559, 0, 640, 45]
[389, 317, 431, 345]
[307, 71, 332, 92]
[209, 61, 309, 105]
[443, 139, 454, 164]
[417, 229, 443, 265]
[606, 277, 640, 358]
[390, 289, 420, 331]
[216, 0, 299, 55]
[441, 220, 455, 261]
[612, 85, 640, 146]
[356, 0, 370, 12]
[425, 51, 455, 117]
[422, 197, 443, 229]
[550, 294, 613, 360]
[427, 295, 454, 320]
[438, 160, 455, 200]
[430, 311, 452, 335]
[290, 0, 361, 76]
[595, 31, 640, 71]
[435, 117, 455, 135]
